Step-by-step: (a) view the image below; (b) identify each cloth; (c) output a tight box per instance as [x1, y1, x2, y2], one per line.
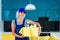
[19, 27, 38, 37]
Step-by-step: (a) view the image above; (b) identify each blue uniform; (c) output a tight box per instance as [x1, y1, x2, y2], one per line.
[15, 19, 29, 40]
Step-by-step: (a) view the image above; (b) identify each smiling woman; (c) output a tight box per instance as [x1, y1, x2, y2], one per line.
[11, 8, 41, 40]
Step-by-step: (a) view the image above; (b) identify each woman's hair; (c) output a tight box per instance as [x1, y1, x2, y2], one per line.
[16, 10, 19, 18]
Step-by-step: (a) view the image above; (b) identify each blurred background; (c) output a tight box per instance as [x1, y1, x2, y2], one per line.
[0, 0, 60, 40]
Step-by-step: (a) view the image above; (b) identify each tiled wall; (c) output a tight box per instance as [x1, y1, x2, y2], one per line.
[2, 0, 60, 21]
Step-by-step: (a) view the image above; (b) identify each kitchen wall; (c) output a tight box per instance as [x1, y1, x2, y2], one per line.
[2, 0, 60, 21]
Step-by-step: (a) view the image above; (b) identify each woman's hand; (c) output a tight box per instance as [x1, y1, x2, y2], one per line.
[38, 27, 41, 36]
[19, 35, 27, 38]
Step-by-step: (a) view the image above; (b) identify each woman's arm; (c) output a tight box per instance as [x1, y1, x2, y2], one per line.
[29, 20, 41, 36]
[36, 22, 41, 36]
[11, 22, 24, 38]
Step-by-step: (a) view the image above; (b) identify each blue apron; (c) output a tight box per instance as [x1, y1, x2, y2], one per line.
[15, 19, 29, 40]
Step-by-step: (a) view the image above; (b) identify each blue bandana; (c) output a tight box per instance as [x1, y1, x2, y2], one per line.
[19, 8, 26, 13]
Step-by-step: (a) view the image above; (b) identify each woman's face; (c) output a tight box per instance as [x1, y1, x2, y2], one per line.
[18, 12, 26, 18]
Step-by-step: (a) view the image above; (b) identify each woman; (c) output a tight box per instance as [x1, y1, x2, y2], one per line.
[11, 8, 41, 40]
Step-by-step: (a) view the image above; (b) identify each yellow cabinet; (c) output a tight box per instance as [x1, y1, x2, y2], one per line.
[2, 34, 15, 40]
